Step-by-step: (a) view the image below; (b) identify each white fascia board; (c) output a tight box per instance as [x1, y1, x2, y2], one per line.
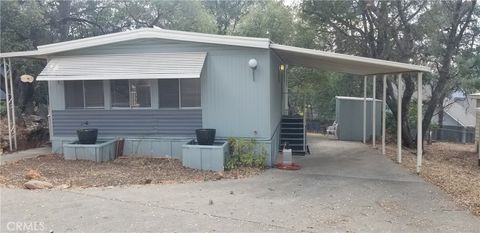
[0, 50, 45, 59]
[36, 28, 270, 55]
[37, 73, 201, 81]
[270, 44, 432, 74]
[470, 92, 480, 99]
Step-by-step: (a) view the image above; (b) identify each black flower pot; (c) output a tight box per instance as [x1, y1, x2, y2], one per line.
[76, 128, 98, 144]
[195, 129, 216, 145]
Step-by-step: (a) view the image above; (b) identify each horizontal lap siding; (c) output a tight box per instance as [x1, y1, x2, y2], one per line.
[52, 109, 202, 137]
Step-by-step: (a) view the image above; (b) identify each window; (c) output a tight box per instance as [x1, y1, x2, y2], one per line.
[65, 80, 104, 109]
[158, 79, 201, 108]
[180, 79, 201, 107]
[158, 79, 179, 108]
[111, 80, 151, 108]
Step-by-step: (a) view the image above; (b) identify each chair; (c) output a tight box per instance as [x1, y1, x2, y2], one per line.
[326, 121, 338, 138]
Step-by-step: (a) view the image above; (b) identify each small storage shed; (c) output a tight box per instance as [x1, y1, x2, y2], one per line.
[335, 96, 382, 142]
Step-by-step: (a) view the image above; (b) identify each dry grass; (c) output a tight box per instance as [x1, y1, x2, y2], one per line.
[382, 142, 480, 216]
[0, 154, 263, 189]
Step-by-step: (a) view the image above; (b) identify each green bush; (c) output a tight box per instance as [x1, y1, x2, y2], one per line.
[225, 137, 267, 170]
[0, 101, 6, 117]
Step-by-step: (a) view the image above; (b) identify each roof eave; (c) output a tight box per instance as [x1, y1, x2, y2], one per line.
[270, 44, 432, 74]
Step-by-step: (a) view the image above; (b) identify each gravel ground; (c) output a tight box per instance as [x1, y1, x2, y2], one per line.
[382, 142, 480, 216]
[0, 154, 262, 188]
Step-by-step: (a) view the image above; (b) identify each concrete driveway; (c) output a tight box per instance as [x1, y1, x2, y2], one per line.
[1, 135, 479, 232]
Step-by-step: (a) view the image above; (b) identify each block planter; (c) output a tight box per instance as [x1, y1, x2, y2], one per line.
[182, 140, 229, 172]
[63, 139, 117, 162]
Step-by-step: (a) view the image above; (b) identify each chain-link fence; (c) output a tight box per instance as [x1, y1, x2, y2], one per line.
[430, 126, 475, 144]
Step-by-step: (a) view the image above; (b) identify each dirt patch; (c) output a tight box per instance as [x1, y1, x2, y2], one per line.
[382, 142, 480, 216]
[0, 154, 262, 189]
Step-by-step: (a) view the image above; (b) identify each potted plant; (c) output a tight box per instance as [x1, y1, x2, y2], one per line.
[195, 128, 216, 145]
[76, 121, 98, 144]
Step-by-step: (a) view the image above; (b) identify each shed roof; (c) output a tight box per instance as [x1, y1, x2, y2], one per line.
[0, 27, 430, 75]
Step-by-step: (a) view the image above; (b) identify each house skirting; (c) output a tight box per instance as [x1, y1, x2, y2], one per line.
[51, 136, 277, 166]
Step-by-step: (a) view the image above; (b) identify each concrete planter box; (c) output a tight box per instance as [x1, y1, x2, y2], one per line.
[63, 139, 117, 162]
[182, 140, 229, 172]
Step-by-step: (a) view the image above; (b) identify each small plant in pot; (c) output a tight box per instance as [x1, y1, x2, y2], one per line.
[195, 128, 216, 145]
[76, 121, 98, 144]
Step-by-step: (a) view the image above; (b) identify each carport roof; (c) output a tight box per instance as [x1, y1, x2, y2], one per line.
[270, 44, 431, 75]
[0, 27, 431, 75]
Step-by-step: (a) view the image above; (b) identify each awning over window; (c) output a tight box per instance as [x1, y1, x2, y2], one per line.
[37, 52, 207, 81]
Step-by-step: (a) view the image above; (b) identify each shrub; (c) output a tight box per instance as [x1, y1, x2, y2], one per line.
[0, 101, 6, 117]
[225, 137, 267, 170]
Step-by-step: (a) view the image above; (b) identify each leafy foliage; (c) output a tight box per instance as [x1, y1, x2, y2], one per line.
[225, 138, 267, 170]
[235, 1, 294, 44]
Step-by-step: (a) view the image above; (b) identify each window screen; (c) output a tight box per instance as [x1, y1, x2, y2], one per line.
[111, 80, 151, 108]
[158, 79, 179, 108]
[65, 81, 84, 109]
[111, 80, 130, 108]
[65, 80, 104, 109]
[84, 80, 104, 108]
[131, 80, 151, 108]
[180, 79, 201, 107]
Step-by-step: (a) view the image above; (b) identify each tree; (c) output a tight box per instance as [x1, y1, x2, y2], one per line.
[300, 0, 478, 148]
[202, 0, 254, 35]
[121, 0, 217, 33]
[235, 1, 294, 44]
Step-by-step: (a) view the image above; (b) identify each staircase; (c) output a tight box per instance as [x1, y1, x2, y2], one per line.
[279, 117, 306, 154]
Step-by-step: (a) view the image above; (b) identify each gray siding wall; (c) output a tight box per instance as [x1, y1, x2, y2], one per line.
[269, 51, 283, 162]
[48, 38, 282, 165]
[51, 38, 273, 140]
[52, 109, 202, 137]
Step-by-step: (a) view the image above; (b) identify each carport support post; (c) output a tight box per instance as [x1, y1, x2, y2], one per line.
[397, 74, 402, 163]
[372, 75, 376, 148]
[416, 72, 423, 174]
[382, 75, 387, 155]
[3, 58, 13, 151]
[363, 76, 367, 144]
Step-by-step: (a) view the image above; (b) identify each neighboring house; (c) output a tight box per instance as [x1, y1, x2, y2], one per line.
[0, 27, 429, 165]
[431, 94, 477, 143]
[432, 96, 476, 128]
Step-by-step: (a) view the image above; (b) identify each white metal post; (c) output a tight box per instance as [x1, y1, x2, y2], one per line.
[372, 75, 376, 148]
[283, 65, 289, 116]
[8, 58, 17, 149]
[397, 74, 402, 163]
[416, 72, 423, 174]
[363, 76, 367, 144]
[3, 58, 13, 151]
[382, 75, 387, 155]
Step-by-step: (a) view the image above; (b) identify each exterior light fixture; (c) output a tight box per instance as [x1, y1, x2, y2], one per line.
[248, 58, 258, 69]
[20, 74, 34, 83]
[279, 64, 285, 71]
[248, 58, 258, 81]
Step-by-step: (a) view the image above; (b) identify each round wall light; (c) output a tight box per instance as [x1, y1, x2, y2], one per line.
[248, 58, 258, 69]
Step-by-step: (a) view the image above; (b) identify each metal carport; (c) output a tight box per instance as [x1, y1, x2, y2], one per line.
[270, 43, 431, 173]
